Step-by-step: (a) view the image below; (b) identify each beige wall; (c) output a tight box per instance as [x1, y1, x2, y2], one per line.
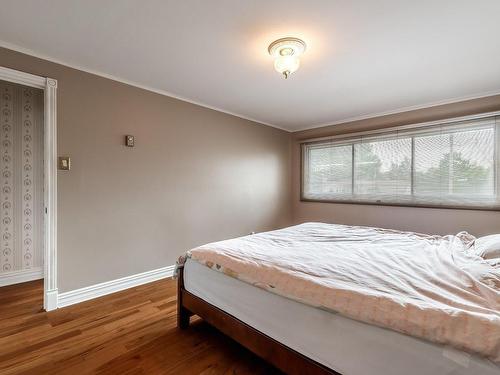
[292, 96, 500, 237]
[0, 47, 292, 293]
[3, 45, 500, 293]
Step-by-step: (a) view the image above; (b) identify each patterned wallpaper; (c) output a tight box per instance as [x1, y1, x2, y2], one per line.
[0, 80, 44, 274]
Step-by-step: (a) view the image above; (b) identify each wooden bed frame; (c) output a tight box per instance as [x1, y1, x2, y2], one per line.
[177, 266, 340, 375]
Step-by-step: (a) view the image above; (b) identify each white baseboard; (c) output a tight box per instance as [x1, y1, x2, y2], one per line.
[0, 267, 43, 287]
[57, 265, 175, 308]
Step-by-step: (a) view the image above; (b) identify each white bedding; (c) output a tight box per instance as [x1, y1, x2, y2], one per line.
[184, 259, 500, 375]
[184, 222, 500, 361]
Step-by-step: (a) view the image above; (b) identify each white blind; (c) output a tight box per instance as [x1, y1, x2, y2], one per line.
[302, 115, 500, 209]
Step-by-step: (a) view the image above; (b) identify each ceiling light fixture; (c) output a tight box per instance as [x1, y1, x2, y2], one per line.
[268, 37, 306, 79]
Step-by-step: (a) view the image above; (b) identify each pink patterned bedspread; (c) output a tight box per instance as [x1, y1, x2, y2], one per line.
[181, 222, 500, 362]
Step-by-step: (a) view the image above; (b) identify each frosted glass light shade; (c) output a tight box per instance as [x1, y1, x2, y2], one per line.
[274, 55, 300, 77]
[268, 37, 306, 79]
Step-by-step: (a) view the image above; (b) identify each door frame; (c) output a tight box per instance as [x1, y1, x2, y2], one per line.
[0, 66, 58, 311]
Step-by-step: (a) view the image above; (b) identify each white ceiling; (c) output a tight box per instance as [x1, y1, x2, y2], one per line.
[1, 0, 500, 131]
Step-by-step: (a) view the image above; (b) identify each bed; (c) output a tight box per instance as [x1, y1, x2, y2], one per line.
[176, 223, 500, 375]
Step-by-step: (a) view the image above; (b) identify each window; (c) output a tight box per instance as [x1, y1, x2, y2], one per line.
[302, 115, 500, 209]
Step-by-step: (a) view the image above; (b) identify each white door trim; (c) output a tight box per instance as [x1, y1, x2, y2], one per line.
[0, 66, 58, 311]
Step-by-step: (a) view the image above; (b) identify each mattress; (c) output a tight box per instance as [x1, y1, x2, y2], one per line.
[184, 259, 500, 375]
[185, 223, 499, 360]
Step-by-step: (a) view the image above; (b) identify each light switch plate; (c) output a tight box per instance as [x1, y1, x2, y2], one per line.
[125, 135, 135, 147]
[58, 156, 71, 170]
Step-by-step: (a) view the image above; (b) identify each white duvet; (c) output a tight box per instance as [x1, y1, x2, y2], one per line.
[181, 222, 500, 362]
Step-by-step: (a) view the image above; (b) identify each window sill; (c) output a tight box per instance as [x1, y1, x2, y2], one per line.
[300, 197, 500, 211]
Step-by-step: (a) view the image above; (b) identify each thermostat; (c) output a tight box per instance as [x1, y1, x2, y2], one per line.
[125, 135, 135, 147]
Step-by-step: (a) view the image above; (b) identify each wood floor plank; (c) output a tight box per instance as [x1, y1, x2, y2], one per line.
[0, 278, 281, 374]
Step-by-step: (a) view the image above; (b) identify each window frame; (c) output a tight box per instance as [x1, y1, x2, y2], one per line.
[300, 112, 500, 211]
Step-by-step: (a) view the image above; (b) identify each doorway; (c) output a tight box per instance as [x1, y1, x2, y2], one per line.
[0, 66, 57, 311]
[0, 79, 44, 288]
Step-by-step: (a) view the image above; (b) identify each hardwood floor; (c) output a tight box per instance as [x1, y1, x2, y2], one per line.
[0, 278, 282, 375]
